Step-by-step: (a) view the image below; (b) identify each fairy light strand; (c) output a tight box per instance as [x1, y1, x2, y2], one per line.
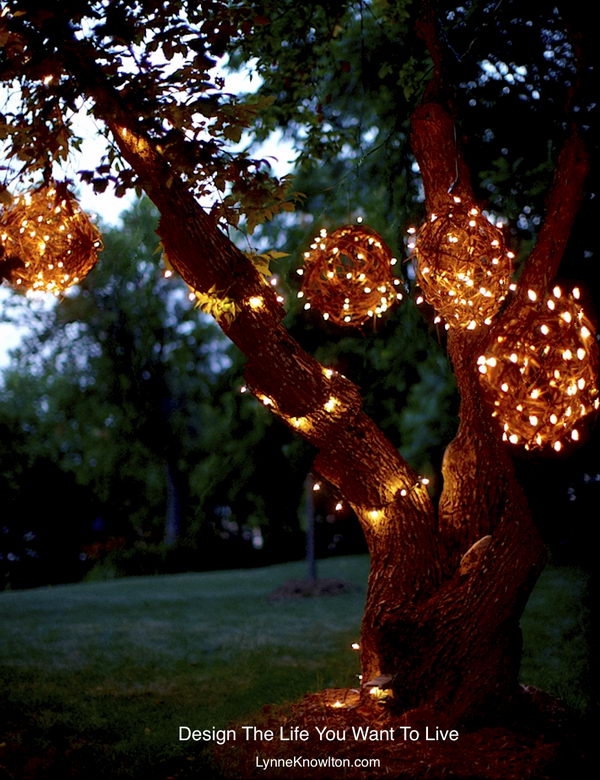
[238, 366, 431, 517]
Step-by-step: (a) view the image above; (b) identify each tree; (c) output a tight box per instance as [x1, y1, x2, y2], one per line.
[0, 0, 596, 755]
[2, 199, 195, 537]
[0, 198, 313, 579]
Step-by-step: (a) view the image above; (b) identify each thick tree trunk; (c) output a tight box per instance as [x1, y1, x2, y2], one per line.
[372, 325, 547, 723]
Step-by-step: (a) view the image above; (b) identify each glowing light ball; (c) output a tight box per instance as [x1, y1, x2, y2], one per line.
[478, 286, 599, 451]
[415, 197, 513, 329]
[0, 183, 102, 295]
[298, 224, 402, 326]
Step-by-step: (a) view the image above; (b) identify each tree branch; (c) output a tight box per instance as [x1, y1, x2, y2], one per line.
[504, 128, 589, 312]
[37, 23, 443, 591]
[410, 101, 474, 211]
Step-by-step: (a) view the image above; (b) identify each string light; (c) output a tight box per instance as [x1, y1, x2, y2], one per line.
[267, 274, 287, 307]
[324, 396, 339, 413]
[247, 295, 264, 309]
[299, 225, 401, 326]
[414, 198, 513, 329]
[0, 183, 102, 295]
[290, 416, 308, 429]
[479, 286, 599, 451]
[368, 686, 391, 703]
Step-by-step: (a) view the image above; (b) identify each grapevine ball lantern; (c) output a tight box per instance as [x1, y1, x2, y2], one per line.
[0, 183, 102, 295]
[478, 285, 599, 451]
[415, 196, 513, 330]
[298, 224, 402, 326]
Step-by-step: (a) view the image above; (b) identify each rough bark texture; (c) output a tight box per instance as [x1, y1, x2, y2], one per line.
[30, 18, 588, 727]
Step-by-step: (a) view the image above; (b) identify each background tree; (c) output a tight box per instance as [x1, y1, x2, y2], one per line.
[0, 0, 597, 752]
[0, 198, 317, 584]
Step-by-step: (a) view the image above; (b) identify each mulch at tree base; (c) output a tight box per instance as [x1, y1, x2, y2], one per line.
[268, 578, 356, 601]
[211, 687, 590, 780]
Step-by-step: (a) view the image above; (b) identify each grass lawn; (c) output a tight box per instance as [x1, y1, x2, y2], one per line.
[0, 555, 590, 779]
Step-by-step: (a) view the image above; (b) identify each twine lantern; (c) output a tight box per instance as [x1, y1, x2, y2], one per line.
[478, 285, 599, 451]
[298, 224, 402, 326]
[415, 197, 513, 330]
[0, 183, 102, 295]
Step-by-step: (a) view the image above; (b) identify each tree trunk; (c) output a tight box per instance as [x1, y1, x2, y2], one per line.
[365, 326, 547, 724]
[163, 458, 182, 546]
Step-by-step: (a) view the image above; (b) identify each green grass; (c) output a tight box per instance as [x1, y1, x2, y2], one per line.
[0, 556, 590, 779]
[520, 565, 590, 712]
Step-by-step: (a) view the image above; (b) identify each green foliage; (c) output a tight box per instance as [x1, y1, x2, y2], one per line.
[0, 1, 297, 230]
[192, 285, 240, 325]
[223, 1, 459, 476]
[0, 198, 223, 547]
[227, 1, 419, 161]
[0, 198, 317, 586]
[224, 0, 591, 242]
